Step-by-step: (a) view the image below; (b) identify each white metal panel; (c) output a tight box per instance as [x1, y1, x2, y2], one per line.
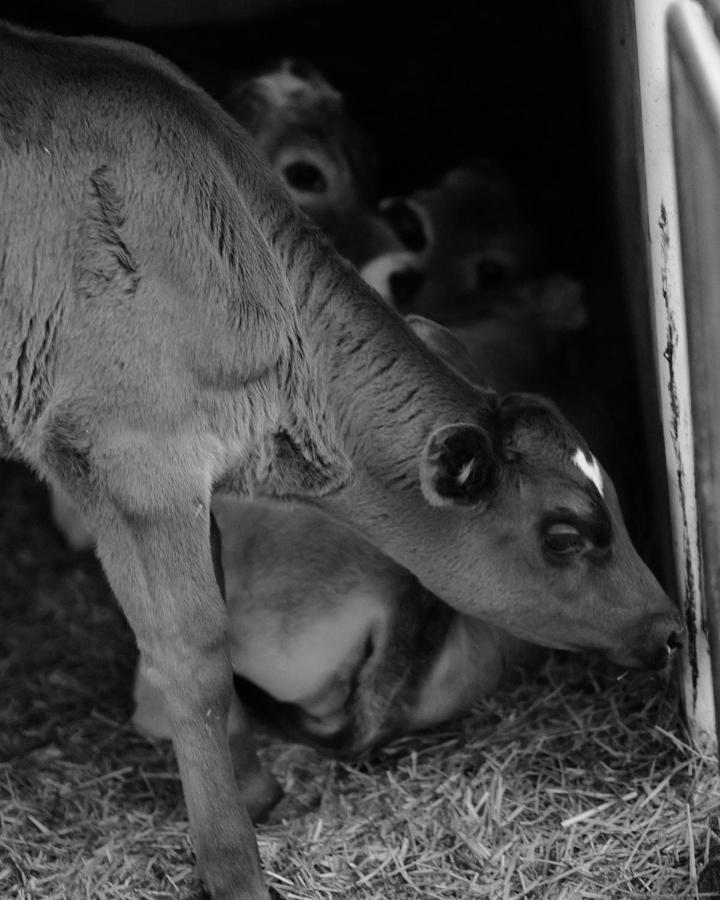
[669, 0, 720, 750]
[634, 0, 715, 746]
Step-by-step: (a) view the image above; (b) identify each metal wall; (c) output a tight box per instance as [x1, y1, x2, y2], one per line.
[636, 0, 715, 746]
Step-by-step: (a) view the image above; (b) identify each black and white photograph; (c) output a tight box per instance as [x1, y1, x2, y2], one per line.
[1, 1, 719, 898]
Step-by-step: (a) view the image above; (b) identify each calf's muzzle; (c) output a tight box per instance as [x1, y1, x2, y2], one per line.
[611, 609, 685, 671]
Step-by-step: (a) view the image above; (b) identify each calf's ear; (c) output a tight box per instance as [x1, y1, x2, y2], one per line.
[405, 315, 486, 387]
[419, 423, 496, 508]
[380, 197, 432, 253]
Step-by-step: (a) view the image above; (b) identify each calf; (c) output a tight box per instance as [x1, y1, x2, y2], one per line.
[0, 23, 681, 900]
[221, 58, 417, 291]
[134, 494, 539, 769]
[361, 160, 587, 398]
[49, 57, 422, 551]
[365, 159, 547, 320]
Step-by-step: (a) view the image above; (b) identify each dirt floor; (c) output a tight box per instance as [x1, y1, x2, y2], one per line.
[1, 458, 719, 900]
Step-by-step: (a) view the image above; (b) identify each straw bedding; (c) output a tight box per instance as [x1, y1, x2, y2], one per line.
[1, 459, 718, 899]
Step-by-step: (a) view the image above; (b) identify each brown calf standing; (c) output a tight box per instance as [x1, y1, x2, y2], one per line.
[1, 24, 681, 900]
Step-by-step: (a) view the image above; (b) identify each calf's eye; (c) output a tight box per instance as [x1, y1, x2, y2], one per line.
[282, 160, 328, 194]
[543, 523, 587, 557]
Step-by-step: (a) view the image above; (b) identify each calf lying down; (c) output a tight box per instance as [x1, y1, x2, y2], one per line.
[133, 496, 540, 773]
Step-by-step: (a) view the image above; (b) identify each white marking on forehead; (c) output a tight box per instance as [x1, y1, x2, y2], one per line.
[256, 69, 340, 109]
[256, 71, 309, 107]
[572, 448, 604, 496]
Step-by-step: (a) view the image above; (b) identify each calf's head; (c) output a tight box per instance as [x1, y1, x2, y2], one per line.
[222, 58, 405, 272]
[331, 314, 680, 672]
[365, 159, 546, 318]
[398, 388, 682, 671]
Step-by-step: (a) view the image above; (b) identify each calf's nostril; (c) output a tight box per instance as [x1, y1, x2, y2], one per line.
[388, 268, 425, 307]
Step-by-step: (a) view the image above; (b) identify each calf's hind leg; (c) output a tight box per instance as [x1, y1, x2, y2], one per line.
[70, 478, 270, 900]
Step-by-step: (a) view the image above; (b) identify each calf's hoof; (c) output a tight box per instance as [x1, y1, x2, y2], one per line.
[241, 770, 285, 824]
[261, 791, 317, 825]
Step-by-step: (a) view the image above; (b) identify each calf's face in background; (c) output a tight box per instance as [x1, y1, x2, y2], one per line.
[362, 160, 587, 397]
[222, 58, 413, 277]
[371, 160, 547, 320]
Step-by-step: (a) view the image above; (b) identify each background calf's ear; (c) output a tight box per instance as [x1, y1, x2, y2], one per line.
[405, 315, 486, 386]
[419, 423, 496, 508]
[380, 197, 431, 253]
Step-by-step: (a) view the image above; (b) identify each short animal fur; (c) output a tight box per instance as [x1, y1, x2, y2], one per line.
[0, 23, 682, 900]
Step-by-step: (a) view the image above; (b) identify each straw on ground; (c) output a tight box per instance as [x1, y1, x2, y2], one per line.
[1, 459, 718, 899]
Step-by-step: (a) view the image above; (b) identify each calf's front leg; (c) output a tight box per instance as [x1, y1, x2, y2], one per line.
[133, 661, 284, 823]
[92, 498, 270, 900]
